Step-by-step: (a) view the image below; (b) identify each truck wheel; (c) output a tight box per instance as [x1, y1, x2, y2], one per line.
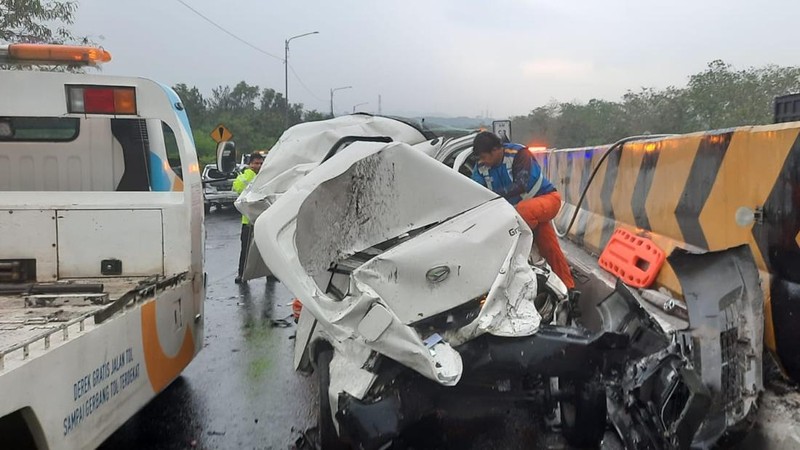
[560, 379, 606, 448]
[317, 349, 348, 449]
[204, 203, 211, 214]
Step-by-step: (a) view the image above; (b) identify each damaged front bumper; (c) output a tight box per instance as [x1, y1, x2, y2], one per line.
[334, 325, 629, 449]
[332, 245, 764, 450]
[599, 244, 763, 449]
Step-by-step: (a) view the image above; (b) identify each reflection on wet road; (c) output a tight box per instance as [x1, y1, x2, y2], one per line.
[101, 210, 317, 450]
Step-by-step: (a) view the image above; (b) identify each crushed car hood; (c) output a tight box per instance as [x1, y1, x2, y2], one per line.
[253, 140, 542, 385]
[235, 114, 431, 225]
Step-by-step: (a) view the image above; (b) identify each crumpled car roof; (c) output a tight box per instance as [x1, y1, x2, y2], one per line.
[236, 114, 431, 224]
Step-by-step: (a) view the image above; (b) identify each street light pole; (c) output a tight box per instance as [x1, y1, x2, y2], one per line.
[284, 31, 319, 128]
[353, 102, 369, 113]
[330, 86, 352, 117]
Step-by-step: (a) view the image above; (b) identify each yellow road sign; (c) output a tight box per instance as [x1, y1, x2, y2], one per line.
[210, 124, 233, 143]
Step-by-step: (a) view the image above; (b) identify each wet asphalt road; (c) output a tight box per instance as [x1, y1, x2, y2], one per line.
[97, 209, 797, 450]
[100, 208, 318, 450]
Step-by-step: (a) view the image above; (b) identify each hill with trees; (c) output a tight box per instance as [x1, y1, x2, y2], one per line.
[511, 60, 800, 148]
[172, 82, 326, 164]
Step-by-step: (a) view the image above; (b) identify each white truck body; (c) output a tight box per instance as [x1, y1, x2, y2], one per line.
[0, 68, 204, 449]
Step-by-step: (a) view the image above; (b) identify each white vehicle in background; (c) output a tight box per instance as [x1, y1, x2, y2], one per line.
[201, 163, 239, 213]
[0, 44, 205, 449]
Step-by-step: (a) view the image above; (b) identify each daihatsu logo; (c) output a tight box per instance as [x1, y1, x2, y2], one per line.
[426, 266, 450, 283]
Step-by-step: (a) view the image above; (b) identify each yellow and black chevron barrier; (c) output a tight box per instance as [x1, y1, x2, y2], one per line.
[544, 123, 800, 381]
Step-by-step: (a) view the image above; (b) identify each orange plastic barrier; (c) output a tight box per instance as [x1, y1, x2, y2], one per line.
[598, 229, 665, 288]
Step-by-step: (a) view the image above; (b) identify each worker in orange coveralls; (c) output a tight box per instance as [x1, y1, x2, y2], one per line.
[471, 131, 576, 293]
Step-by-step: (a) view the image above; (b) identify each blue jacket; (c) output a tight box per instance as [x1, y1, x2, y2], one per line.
[472, 143, 555, 206]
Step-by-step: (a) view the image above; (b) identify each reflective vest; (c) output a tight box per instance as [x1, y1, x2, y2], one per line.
[473, 143, 555, 205]
[233, 168, 257, 225]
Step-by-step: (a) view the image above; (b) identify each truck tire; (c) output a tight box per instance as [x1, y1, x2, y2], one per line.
[204, 203, 211, 214]
[317, 349, 348, 450]
[560, 379, 606, 448]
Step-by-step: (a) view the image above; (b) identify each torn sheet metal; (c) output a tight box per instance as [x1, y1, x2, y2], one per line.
[631, 288, 690, 334]
[237, 115, 434, 280]
[599, 245, 764, 449]
[328, 340, 379, 401]
[292, 143, 496, 281]
[253, 140, 541, 386]
[235, 115, 430, 225]
[668, 244, 763, 447]
[293, 309, 316, 372]
[351, 199, 522, 324]
[242, 238, 270, 280]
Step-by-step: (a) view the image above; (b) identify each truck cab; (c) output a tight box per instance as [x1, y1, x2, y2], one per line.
[0, 43, 205, 450]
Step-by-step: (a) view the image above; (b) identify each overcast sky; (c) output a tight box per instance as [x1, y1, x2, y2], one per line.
[71, 0, 799, 118]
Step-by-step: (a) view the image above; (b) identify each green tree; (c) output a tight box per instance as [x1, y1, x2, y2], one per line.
[556, 99, 628, 147]
[172, 81, 339, 164]
[511, 60, 800, 148]
[172, 83, 206, 125]
[685, 60, 800, 129]
[227, 81, 261, 111]
[207, 85, 234, 112]
[0, 0, 77, 43]
[511, 102, 560, 147]
[193, 130, 217, 165]
[303, 110, 328, 122]
[258, 87, 287, 139]
[684, 60, 744, 129]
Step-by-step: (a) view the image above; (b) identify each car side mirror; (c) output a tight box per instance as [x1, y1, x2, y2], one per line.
[216, 141, 237, 174]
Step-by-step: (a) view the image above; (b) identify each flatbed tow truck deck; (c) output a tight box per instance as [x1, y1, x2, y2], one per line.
[0, 277, 180, 373]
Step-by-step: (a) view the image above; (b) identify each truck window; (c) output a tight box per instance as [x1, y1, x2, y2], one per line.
[112, 118, 151, 191]
[162, 122, 183, 180]
[0, 117, 79, 141]
[0, 117, 183, 192]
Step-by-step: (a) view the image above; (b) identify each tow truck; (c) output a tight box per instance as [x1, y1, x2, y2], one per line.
[0, 44, 205, 449]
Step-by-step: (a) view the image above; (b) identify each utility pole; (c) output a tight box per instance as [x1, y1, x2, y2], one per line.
[378, 95, 382, 115]
[284, 31, 319, 128]
[330, 86, 352, 117]
[353, 102, 368, 113]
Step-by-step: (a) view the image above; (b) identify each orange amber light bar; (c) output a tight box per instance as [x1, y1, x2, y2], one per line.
[7, 44, 111, 66]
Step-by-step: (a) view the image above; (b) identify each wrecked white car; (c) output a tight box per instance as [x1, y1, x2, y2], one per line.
[234, 114, 440, 280]
[223, 115, 763, 449]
